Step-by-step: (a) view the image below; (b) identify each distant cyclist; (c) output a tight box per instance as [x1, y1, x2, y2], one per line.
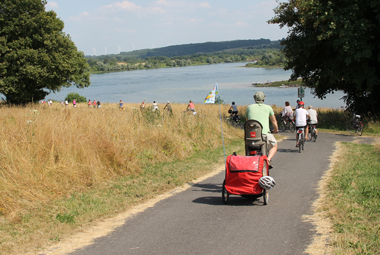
[245, 91, 278, 168]
[163, 101, 172, 114]
[186, 100, 195, 112]
[307, 105, 318, 137]
[281, 101, 293, 124]
[294, 101, 309, 147]
[229, 102, 238, 116]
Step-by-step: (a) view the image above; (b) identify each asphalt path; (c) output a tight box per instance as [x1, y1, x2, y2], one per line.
[69, 132, 373, 255]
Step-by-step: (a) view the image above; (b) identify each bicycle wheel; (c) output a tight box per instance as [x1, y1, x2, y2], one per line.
[301, 134, 305, 151]
[356, 123, 363, 136]
[290, 122, 296, 133]
[263, 189, 268, 205]
[308, 130, 312, 141]
[298, 134, 302, 153]
[222, 180, 229, 204]
[346, 121, 355, 134]
[279, 122, 286, 132]
[312, 129, 317, 142]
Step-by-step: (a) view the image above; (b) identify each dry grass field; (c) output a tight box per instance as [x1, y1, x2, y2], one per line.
[0, 102, 245, 254]
[0, 102, 244, 217]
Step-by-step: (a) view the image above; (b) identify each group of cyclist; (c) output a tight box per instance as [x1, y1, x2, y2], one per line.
[229, 91, 319, 168]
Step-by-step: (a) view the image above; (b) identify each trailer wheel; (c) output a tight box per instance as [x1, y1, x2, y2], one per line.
[263, 190, 269, 205]
[222, 180, 229, 204]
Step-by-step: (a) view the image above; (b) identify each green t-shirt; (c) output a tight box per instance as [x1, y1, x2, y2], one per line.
[245, 103, 274, 134]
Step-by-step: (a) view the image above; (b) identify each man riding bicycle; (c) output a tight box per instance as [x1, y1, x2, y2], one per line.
[245, 91, 278, 168]
[294, 101, 310, 147]
[229, 102, 238, 116]
[307, 105, 318, 138]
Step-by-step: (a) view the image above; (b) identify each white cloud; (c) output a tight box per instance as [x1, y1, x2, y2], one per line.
[46, 1, 59, 10]
[103, 1, 143, 12]
[200, 2, 211, 8]
[250, 1, 279, 15]
[236, 21, 249, 27]
[155, 0, 211, 9]
[187, 18, 203, 24]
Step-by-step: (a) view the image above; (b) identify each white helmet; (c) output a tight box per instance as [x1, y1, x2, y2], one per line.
[259, 176, 276, 190]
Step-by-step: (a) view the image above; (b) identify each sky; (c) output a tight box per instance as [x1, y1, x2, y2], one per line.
[45, 0, 289, 56]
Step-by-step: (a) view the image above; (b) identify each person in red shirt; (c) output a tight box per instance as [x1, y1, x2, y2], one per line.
[186, 100, 195, 112]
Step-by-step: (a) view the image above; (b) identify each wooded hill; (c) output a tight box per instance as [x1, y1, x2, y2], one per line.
[85, 39, 283, 73]
[94, 39, 281, 59]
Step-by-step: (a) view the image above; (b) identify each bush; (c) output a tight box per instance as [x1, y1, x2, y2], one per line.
[65, 92, 87, 103]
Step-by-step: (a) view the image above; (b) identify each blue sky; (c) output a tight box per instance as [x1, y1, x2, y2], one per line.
[46, 0, 289, 56]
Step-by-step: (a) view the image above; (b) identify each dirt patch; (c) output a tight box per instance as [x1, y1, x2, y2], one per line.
[36, 165, 225, 255]
[303, 142, 343, 255]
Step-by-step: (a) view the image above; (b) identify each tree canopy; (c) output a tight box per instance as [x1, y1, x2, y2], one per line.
[0, 0, 90, 104]
[269, 0, 380, 115]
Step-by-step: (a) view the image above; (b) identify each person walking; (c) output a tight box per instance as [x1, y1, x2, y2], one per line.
[73, 99, 77, 108]
[88, 99, 92, 108]
[93, 99, 97, 108]
[65, 100, 69, 107]
[97, 100, 101, 108]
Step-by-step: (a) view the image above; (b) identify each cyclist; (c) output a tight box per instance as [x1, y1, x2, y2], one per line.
[295, 99, 301, 110]
[294, 101, 309, 147]
[229, 102, 238, 116]
[245, 91, 278, 168]
[281, 101, 293, 124]
[186, 100, 195, 112]
[307, 105, 318, 138]
[163, 101, 172, 114]
[119, 99, 124, 110]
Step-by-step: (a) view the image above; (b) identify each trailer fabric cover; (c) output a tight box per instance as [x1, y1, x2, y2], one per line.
[225, 155, 267, 195]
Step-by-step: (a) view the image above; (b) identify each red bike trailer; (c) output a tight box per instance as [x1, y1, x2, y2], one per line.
[222, 154, 269, 205]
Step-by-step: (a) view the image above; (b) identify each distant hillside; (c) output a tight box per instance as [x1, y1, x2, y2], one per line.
[118, 39, 281, 59]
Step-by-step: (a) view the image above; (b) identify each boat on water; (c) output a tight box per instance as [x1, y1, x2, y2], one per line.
[279, 84, 288, 88]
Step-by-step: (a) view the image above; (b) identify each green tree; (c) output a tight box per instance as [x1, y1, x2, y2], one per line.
[269, 0, 380, 115]
[65, 92, 87, 103]
[0, 0, 90, 104]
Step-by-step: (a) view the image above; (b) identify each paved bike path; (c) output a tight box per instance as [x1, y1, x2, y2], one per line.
[69, 132, 372, 255]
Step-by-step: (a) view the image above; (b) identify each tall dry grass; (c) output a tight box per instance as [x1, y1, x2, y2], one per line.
[0, 103, 241, 219]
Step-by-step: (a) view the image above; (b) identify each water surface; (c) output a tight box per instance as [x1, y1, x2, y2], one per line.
[47, 62, 345, 108]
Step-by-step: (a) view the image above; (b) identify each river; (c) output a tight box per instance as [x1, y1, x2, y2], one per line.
[47, 62, 346, 108]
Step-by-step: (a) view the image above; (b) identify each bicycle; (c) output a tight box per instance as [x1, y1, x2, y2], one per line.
[227, 110, 241, 126]
[296, 127, 305, 153]
[279, 114, 296, 132]
[346, 112, 363, 136]
[308, 123, 317, 142]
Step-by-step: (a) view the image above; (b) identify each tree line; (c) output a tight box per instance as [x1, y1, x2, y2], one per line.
[85, 47, 284, 73]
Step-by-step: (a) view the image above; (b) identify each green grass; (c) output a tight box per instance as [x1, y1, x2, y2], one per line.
[325, 142, 380, 254]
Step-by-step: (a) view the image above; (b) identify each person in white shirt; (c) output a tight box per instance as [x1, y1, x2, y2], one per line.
[281, 101, 293, 124]
[307, 105, 318, 136]
[294, 101, 309, 147]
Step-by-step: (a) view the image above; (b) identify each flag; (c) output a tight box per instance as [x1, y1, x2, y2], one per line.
[204, 82, 219, 104]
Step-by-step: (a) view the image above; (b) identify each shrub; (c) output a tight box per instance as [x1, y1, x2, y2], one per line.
[65, 92, 87, 103]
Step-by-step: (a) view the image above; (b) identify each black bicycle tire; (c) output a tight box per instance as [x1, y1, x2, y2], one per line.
[290, 122, 295, 133]
[356, 124, 364, 136]
[312, 129, 317, 142]
[298, 133, 302, 153]
[279, 122, 286, 132]
[302, 133, 304, 150]
[346, 121, 355, 134]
